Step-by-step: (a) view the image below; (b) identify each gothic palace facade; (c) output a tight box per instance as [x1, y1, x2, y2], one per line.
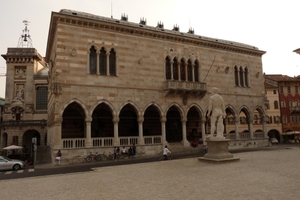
[2, 9, 268, 163]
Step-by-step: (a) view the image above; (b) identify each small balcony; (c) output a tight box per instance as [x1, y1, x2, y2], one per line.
[1, 120, 47, 128]
[165, 80, 207, 98]
[290, 106, 300, 114]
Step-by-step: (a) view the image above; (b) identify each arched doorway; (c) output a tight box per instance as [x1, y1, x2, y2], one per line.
[166, 106, 182, 142]
[91, 103, 114, 137]
[23, 130, 41, 148]
[186, 106, 201, 142]
[119, 104, 138, 137]
[143, 105, 161, 136]
[62, 102, 86, 138]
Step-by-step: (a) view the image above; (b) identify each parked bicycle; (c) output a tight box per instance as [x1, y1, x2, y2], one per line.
[159, 153, 173, 161]
[86, 152, 101, 162]
[100, 151, 114, 160]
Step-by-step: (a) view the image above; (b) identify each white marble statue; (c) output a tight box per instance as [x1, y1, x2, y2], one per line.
[206, 87, 226, 139]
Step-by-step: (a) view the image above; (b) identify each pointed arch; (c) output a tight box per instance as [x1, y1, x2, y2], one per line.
[118, 102, 140, 137]
[99, 47, 107, 75]
[89, 45, 97, 74]
[109, 48, 116, 76]
[234, 66, 239, 86]
[187, 59, 193, 81]
[143, 103, 163, 136]
[180, 57, 186, 81]
[165, 56, 171, 80]
[173, 57, 179, 80]
[194, 59, 200, 82]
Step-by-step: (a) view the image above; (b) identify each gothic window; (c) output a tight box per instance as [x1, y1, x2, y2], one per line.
[281, 100, 286, 108]
[36, 86, 48, 110]
[289, 99, 293, 107]
[279, 86, 283, 93]
[274, 100, 279, 109]
[180, 58, 185, 81]
[173, 58, 179, 80]
[89, 46, 97, 74]
[187, 59, 193, 81]
[234, 66, 239, 86]
[165, 56, 171, 80]
[268, 116, 272, 123]
[109, 48, 116, 76]
[295, 86, 299, 94]
[273, 90, 277, 94]
[282, 116, 287, 123]
[194, 60, 199, 82]
[99, 47, 107, 75]
[239, 66, 244, 87]
[287, 86, 291, 93]
[244, 67, 249, 87]
[296, 100, 299, 107]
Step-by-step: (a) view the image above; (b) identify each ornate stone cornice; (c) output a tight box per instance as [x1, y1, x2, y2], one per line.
[46, 10, 266, 62]
[2, 48, 44, 64]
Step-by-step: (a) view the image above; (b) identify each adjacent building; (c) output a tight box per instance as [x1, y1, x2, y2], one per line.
[264, 74, 300, 142]
[1, 23, 49, 161]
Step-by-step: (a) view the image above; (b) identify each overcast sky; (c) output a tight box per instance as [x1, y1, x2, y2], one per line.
[1, 0, 300, 98]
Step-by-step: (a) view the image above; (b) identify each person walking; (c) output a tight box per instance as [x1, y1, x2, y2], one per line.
[55, 150, 62, 165]
[163, 145, 171, 160]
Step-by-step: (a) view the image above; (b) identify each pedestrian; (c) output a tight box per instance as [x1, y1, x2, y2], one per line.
[128, 146, 133, 157]
[55, 150, 62, 165]
[113, 146, 117, 160]
[163, 145, 171, 160]
[132, 143, 136, 156]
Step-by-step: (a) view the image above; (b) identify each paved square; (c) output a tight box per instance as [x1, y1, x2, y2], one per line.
[1, 147, 300, 200]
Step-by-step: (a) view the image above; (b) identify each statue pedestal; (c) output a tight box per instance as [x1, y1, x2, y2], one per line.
[198, 138, 240, 163]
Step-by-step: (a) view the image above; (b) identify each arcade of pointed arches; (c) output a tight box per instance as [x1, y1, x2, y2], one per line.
[53, 98, 268, 149]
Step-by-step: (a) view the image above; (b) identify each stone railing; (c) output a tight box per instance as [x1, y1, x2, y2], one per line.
[253, 132, 264, 138]
[290, 106, 300, 113]
[224, 133, 236, 140]
[144, 136, 162, 144]
[62, 138, 86, 148]
[166, 80, 206, 91]
[165, 80, 207, 97]
[119, 137, 139, 146]
[239, 132, 251, 139]
[92, 137, 114, 147]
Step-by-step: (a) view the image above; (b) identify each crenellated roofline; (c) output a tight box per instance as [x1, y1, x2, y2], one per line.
[45, 9, 266, 62]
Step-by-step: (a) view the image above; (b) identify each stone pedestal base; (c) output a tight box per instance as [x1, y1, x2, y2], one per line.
[198, 138, 240, 163]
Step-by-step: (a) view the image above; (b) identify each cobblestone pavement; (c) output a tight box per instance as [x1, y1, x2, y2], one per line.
[1, 145, 300, 200]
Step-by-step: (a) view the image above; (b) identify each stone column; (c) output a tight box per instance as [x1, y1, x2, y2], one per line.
[86, 120, 92, 147]
[262, 116, 268, 138]
[181, 118, 190, 147]
[170, 61, 174, 80]
[249, 117, 254, 139]
[106, 53, 110, 75]
[54, 118, 62, 149]
[201, 118, 206, 145]
[96, 51, 100, 75]
[113, 117, 119, 146]
[235, 118, 240, 139]
[161, 117, 167, 145]
[178, 62, 181, 81]
[192, 64, 195, 82]
[138, 117, 145, 145]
